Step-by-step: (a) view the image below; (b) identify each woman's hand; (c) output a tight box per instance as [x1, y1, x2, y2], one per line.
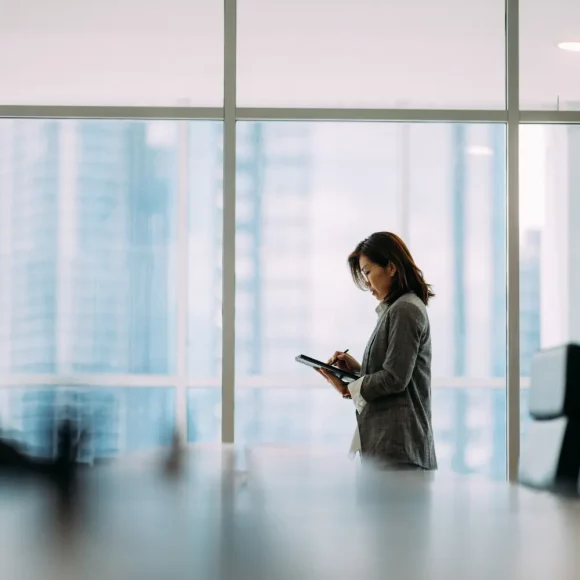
[328, 351, 361, 375]
[315, 368, 350, 398]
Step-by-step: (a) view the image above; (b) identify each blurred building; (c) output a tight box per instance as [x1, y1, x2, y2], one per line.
[0, 120, 177, 457]
[520, 229, 541, 377]
[234, 123, 313, 444]
[0, 119, 544, 478]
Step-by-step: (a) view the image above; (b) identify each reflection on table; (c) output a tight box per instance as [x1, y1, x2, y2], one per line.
[0, 445, 578, 580]
[0, 383, 530, 479]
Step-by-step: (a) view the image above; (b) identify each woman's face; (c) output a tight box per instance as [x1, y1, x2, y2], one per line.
[359, 254, 396, 301]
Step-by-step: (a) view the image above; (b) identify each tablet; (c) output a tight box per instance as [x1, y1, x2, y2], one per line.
[295, 354, 359, 383]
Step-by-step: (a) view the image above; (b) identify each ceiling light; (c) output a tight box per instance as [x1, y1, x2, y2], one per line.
[558, 42, 580, 52]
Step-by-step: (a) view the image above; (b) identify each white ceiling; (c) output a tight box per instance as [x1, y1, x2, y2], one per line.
[521, 0, 580, 109]
[0, 0, 578, 110]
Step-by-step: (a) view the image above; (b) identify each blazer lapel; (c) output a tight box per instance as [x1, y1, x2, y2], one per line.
[361, 302, 389, 374]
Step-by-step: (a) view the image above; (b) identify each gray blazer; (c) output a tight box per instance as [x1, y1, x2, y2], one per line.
[357, 292, 437, 470]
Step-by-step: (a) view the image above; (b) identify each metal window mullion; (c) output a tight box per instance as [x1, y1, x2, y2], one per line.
[506, 0, 521, 482]
[0, 374, 511, 389]
[236, 107, 507, 123]
[221, 0, 237, 444]
[520, 111, 580, 124]
[0, 375, 179, 388]
[3, 105, 580, 125]
[0, 105, 224, 120]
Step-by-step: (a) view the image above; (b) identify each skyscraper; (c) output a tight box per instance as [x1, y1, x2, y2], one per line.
[72, 121, 174, 374]
[234, 122, 313, 444]
[0, 118, 541, 476]
[0, 121, 59, 374]
[0, 120, 177, 456]
[520, 229, 541, 377]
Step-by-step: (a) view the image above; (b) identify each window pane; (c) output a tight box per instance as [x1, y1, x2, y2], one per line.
[519, 125, 578, 438]
[235, 122, 507, 479]
[187, 124, 222, 436]
[0, 0, 223, 106]
[521, 1, 580, 110]
[187, 387, 221, 443]
[0, 120, 221, 375]
[0, 386, 174, 459]
[238, 0, 505, 109]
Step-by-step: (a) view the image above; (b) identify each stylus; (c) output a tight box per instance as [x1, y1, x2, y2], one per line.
[330, 348, 349, 365]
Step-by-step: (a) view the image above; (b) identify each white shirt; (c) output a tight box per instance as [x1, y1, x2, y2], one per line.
[347, 300, 389, 457]
[347, 376, 366, 456]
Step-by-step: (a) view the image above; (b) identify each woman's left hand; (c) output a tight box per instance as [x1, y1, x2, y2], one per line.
[315, 368, 350, 398]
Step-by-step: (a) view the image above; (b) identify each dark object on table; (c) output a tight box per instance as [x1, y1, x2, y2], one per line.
[520, 343, 580, 494]
[0, 418, 85, 533]
[519, 416, 580, 493]
[529, 343, 580, 420]
[0, 419, 82, 483]
[164, 430, 184, 477]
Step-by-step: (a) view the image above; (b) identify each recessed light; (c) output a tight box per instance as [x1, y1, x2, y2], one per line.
[558, 41, 580, 52]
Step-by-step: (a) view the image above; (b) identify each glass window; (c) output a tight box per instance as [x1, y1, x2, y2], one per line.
[238, 0, 505, 109]
[187, 124, 223, 441]
[188, 122, 223, 388]
[521, 0, 580, 110]
[0, 0, 223, 106]
[519, 125, 579, 439]
[234, 121, 507, 479]
[0, 386, 174, 459]
[188, 387, 221, 443]
[1, 121, 157, 373]
[0, 120, 221, 377]
[236, 197, 254, 224]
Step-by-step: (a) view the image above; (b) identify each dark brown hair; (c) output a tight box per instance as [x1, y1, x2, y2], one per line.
[348, 232, 435, 306]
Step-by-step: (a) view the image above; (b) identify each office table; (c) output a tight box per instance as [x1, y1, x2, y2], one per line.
[1, 445, 579, 580]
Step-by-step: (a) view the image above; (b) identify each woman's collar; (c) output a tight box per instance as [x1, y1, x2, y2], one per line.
[375, 300, 389, 316]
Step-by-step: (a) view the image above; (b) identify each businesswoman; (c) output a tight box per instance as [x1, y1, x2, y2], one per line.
[317, 232, 437, 470]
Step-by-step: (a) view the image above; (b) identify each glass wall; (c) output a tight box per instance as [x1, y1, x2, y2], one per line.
[519, 124, 580, 436]
[0, 120, 222, 454]
[0, 120, 181, 374]
[1, 0, 577, 480]
[0, 386, 174, 460]
[233, 122, 506, 478]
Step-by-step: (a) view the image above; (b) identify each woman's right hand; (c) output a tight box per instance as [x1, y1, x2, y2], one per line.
[328, 351, 361, 374]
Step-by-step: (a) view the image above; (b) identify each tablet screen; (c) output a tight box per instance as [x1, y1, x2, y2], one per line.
[295, 354, 359, 383]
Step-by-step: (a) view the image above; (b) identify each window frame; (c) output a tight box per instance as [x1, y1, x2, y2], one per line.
[2, 0, 576, 482]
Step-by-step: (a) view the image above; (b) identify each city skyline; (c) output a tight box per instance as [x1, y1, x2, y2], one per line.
[0, 119, 544, 478]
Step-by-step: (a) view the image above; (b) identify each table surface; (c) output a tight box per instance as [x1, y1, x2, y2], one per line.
[1, 445, 580, 580]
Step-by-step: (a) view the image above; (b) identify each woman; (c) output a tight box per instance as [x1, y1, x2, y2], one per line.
[317, 232, 437, 470]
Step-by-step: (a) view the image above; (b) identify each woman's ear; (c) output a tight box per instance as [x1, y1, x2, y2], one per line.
[387, 262, 397, 278]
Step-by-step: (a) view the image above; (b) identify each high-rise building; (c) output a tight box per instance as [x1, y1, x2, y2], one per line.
[0, 119, 542, 476]
[71, 121, 175, 374]
[0, 121, 59, 374]
[234, 123, 313, 444]
[0, 120, 178, 457]
[228, 122, 515, 477]
[520, 229, 541, 377]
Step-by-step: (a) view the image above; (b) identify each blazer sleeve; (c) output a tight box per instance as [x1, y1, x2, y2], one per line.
[359, 300, 425, 402]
